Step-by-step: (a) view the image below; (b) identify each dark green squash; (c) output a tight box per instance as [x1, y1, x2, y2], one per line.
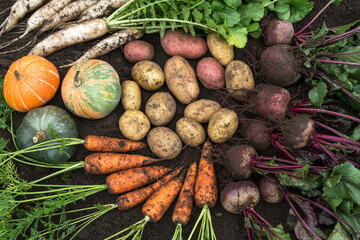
[16, 105, 79, 164]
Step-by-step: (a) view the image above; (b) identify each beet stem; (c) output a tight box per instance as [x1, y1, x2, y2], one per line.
[270, 137, 296, 161]
[312, 119, 346, 138]
[292, 107, 360, 123]
[284, 194, 324, 240]
[295, 0, 335, 35]
[316, 138, 360, 151]
[312, 58, 360, 66]
[313, 133, 360, 147]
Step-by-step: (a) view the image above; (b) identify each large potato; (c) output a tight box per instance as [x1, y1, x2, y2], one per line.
[164, 56, 200, 105]
[145, 92, 176, 126]
[207, 32, 234, 66]
[119, 110, 151, 141]
[176, 117, 205, 147]
[160, 29, 208, 59]
[131, 60, 164, 91]
[147, 127, 182, 159]
[225, 60, 254, 100]
[196, 57, 225, 89]
[184, 99, 221, 123]
[124, 40, 154, 63]
[208, 108, 238, 143]
[121, 80, 141, 110]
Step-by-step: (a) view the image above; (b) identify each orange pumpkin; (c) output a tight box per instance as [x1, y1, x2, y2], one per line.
[3, 55, 60, 112]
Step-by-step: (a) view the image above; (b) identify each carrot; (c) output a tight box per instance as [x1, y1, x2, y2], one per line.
[61, 28, 144, 68]
[83, 135, 146, 152]
[38, 0, 98, 35]
[105, 173, 184, 240]
[84, 152, 161, 175]
[171, 161, 197, 240]
[28, 18, 108, 57]
[106, 165, 172, 194]
[116, 167, 183, 211]
[188, 140, 218, 240]
[0, 0, 46, 35]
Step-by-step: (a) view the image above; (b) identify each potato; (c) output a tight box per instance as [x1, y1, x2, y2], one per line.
[121, 80, 141, 110]
[145, 92, 176, 126]
[119, 110, 151, 141]
[176, 117, 206, 147]
[208, 108, 238, 143]
[225, 60, 254, 100]
[207, 32, 234, 66]
[184, 99, 221, 123]
[131, 60, 165, 91]
[147, 127, 182, 159]
[196, 57, 225, 89]
[164, 56, 200, 104]
[124, 40, 154, 63]
[160, 29, 207, 59]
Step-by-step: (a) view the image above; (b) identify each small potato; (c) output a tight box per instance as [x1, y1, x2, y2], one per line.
[160, 29, 208, 59]
[207, 32, 234, 66]
[208, 108, 238, 143]
[196, 57, 225, 89]
[176, 117, 205, 147]
[225, 60, 254, 100]
[131, 60, 165, 91]
[147, 127, 182, 159]
[124, 40, 154, 63]
[119, 110, 151, 141]
[164, 56, 200, 105]
[145, 92, 176, 126]
[184, 99, 221, 123]
[121, 80, 141, 110]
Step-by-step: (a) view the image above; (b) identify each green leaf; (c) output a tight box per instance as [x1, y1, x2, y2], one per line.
[226, 27, 248, 48]
[211, 0, 225, 11]
[350, 125, 360, 141]
[332, 19, 360, 35]
[308, 82, 328, 106]
[224, 0, 242, 8]
[335, 46, 360, 64]
[287, 0, 315, 23]
[192, 9, 203, 23]
[239, 2, 265, 26]
[215, 9, 241, 27]
[328, 221, 352, 240]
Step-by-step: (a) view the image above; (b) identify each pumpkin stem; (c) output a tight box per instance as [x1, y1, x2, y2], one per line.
[33, 130, 47, 143]
[14, 70, 24, 81]
[74, 71, 82, 87]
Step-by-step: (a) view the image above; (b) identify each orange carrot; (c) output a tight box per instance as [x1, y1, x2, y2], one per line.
[172, 161, 197, 226]
[142, 174, 184, 223]
[116, 167, 183, 211]
[84, 152, 161, 175]
[188, 140, 218, 240]
[83, 135, 146, 152]
[106, 166, 172, 194]
[195, 140, 217, 208]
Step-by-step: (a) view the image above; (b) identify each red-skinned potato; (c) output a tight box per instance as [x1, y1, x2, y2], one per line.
[124, 40, 154, 63]
[160, 29, 207, 59]
[196, 57, 225, 89]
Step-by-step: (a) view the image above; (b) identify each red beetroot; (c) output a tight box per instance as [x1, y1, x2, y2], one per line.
[260, 44, 300, 87]
[282, 115, 315, 148]
[242, 120, 272, 152]
[265, 20, 294, 46]
[226, 145, 257, 180]
[253, 85, 291, 121]
[259, 177, 283, 204]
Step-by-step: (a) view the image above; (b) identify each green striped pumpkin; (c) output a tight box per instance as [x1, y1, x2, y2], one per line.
[61, 60, 121, 119]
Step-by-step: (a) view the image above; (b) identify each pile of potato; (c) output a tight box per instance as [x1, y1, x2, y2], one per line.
[119, 30, 255, 159]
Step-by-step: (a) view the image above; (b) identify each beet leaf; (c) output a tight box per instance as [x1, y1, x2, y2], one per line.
[328, 221, 352, 240]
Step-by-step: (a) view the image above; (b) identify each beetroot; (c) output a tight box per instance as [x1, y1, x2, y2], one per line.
[220, 181, 260, 214]
[226, 145, 257, 180]
[260, 44, 300, 87]
[242, 120, 272, 152]
[259, 177, 283, 204]
[265, 20, 294, 46]
[253, 85, 291, 121]
[282, 115, 315, 148]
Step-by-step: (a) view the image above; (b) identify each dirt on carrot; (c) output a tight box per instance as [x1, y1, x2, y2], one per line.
[83, 135, 146, 152]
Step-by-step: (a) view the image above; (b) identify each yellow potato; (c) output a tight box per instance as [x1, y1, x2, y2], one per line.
[225, 60, 254, 100]
[121, 80, 141, 110]
[131, 60, 164, 91]
[176, 117, 206, 147]
[145, 92, 176, 126]
[184, 99, 221, 123]
[164, 56, 200, 105]
[147, 127, 182, 159]
[119, 110, 150, 141]
[207, 108, 238, 143]
[207, 32, 234, 66]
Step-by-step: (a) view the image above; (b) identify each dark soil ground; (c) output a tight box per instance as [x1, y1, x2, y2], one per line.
[0, 1, 359, 239]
